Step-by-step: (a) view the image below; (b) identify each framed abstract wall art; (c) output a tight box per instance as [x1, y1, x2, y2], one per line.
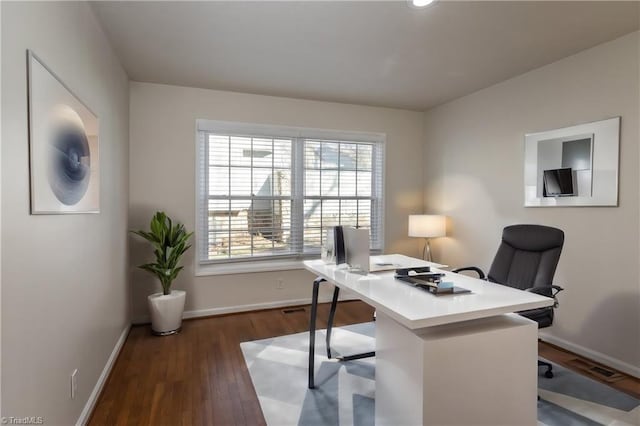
[27, 50, 100, 214]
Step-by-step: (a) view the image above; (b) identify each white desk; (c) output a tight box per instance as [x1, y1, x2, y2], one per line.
[304, 254, 554, 426]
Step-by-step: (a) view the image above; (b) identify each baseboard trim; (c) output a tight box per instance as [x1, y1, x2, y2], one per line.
[76, 324, 131, 426]
[539, 332, 640, 379]
[132, 293, 359, 325]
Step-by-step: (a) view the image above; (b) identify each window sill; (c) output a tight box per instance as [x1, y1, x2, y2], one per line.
[195, 258, 308, 276]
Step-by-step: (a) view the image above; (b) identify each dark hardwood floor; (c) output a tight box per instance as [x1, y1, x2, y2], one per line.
[89, 301, 639, 425]
[539, 340, 640, 399]
[89, 301, 374, 425]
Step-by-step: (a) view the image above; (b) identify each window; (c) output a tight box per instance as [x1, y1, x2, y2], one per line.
[196, 120, 385, 269]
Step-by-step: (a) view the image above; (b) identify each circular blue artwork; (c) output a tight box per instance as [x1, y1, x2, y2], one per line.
[47, 108, 91, 206]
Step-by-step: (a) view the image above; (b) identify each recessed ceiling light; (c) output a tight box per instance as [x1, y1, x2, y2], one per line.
[411, 0, 436, 8]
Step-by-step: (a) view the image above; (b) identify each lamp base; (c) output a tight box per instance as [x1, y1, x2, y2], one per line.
[422, 238, 433, 262]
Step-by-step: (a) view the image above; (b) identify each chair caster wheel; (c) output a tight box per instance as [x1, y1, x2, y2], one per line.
[544, 370, 554, 378]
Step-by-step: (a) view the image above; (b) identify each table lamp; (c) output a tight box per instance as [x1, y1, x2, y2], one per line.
[408, 214, 446, 262]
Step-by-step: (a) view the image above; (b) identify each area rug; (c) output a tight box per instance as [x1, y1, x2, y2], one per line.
[240, 323, 639, 426]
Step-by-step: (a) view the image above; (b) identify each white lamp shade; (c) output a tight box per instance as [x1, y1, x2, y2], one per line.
[408, 215, 446, 238]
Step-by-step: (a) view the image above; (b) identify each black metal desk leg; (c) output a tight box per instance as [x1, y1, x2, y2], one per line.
[326, 286, 340, 359]
[308, 277, 324, 389]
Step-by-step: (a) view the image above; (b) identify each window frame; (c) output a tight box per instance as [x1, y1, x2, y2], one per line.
[195, 119, 386, 276]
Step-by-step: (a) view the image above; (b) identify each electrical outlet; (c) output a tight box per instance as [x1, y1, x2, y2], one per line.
[71, 369, 78, 400]
[276, 278, 284, 290]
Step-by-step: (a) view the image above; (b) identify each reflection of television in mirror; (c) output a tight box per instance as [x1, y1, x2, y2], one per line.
[543, 168, 574, 197]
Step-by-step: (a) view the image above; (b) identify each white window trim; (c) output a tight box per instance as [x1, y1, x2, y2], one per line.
[194, 119, 386, 276]
[195, 258, 305, 277]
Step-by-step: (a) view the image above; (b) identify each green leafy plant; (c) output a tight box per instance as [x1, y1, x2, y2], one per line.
[131, 212, 193, 296]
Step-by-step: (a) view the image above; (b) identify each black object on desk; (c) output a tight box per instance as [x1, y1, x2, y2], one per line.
[395, 273, 471, 295]
[395, 266, 432, 276]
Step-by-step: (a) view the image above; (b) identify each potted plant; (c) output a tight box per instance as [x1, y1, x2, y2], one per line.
[132, 211, 193, 335]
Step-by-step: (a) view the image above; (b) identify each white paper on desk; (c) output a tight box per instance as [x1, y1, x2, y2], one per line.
[321, 228, 336, 264]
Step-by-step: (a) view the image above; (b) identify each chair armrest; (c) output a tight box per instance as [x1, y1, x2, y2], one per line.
[451, 266, 486, 280]
[525, 285, 563, 296]
[549, 285, 564, 297]
[525, 285, 564, 307]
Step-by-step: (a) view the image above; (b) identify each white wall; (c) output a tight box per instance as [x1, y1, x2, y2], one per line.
[129, 82, 424, 321]
[423, 32, 639, 375]
[0, 2, 3, 417]
[1, 2, 130, 423]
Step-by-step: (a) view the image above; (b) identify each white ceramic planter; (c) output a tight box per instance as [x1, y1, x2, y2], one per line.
[147, 290, 186, 335]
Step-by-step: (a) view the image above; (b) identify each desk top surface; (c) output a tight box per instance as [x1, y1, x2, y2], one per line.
[304, 254, 554, 330]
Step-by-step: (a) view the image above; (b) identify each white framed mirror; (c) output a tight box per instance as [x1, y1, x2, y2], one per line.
[524, 117, 620, 207]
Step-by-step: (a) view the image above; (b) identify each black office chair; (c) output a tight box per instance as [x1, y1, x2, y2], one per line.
[453, 224, 564, 378]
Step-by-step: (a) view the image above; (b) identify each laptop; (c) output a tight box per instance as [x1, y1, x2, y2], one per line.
[343, 227, 370, 273]
[338, 227, 408, 273]
[343, 231, 406, 273]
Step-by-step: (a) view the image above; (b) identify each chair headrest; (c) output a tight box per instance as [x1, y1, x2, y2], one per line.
[502, 224, 564, 252]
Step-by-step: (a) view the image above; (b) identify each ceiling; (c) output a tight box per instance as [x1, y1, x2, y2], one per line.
[92, 1, 639, 111]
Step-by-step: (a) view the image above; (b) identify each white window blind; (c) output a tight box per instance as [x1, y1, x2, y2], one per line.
[196, 121, 385, 264]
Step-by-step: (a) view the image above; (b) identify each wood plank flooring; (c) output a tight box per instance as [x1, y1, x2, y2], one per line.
[89, 301, 639, 425]
[539, 340, 640, 399]
[89, 301, 374, 425]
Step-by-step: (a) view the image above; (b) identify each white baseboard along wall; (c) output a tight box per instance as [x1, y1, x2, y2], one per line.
[76, 325, 131, 426]
[540, 331, 640, 379]
[132, 293, 359, 325]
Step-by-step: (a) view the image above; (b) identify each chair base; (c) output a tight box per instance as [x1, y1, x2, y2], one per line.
[539, 359, 554, 378]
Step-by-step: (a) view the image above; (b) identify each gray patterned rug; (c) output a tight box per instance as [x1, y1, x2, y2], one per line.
[240, 323, 639, 426]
